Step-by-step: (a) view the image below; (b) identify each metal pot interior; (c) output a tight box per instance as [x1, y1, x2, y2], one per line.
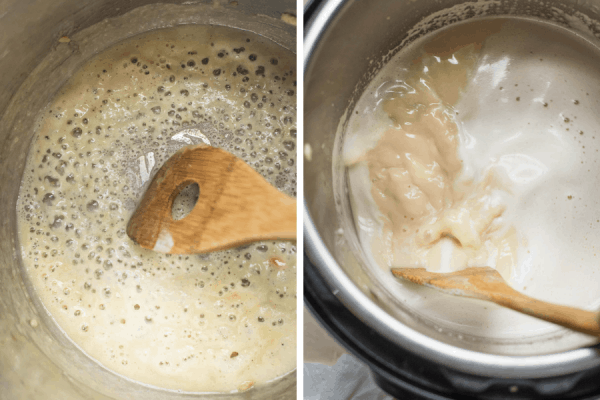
[0, 0, 295, 398]
[304, 0, 600, 377]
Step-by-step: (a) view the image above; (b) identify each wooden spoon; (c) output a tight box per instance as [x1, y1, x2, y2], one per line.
[391, 267, 600, 337]
[127, 144, 296, 254]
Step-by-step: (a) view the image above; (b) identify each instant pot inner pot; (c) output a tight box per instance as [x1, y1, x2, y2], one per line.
[0, 1, 295, 398]
[304, 0, 600, 363]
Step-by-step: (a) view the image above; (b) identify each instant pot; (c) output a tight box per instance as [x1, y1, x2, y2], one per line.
[0, 1, 295, 398]
[304, 0, 600, 398]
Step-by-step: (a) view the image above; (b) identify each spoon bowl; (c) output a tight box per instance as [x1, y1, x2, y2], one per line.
[127, 144, 296, 254]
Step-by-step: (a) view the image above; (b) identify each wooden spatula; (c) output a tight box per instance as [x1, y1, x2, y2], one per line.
[392, 267, 600, 337]
[127, 144, 296, 254]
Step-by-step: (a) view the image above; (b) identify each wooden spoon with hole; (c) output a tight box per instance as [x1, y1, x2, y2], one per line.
[127, 144, 296, 254]
[392, 267, 600, 337]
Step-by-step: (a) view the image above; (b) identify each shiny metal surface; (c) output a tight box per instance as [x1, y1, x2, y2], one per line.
[304, 0, 600, 379]
[0, 1, 295, 398]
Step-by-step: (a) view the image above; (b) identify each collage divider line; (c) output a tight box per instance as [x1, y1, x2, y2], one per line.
[296, 0, 305, 398]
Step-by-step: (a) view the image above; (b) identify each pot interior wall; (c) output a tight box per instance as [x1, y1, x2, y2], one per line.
[0, 1, 295, 398]
[304, 0, 600, 356]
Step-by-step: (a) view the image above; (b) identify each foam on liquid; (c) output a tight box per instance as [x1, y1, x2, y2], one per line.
[17, 25, 296, 392]
[345, 18, 600, 346]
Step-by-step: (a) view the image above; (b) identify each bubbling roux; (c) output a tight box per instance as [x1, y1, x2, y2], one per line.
[345, 18, 600, 345]
[17, 25, 296, 392]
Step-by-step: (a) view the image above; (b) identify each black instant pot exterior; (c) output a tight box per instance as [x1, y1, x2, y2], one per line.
[304, 254, 600, 399]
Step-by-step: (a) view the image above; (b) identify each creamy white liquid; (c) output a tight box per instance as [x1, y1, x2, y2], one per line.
[17, 25, 296, 392]
[346, 18, 600, 346]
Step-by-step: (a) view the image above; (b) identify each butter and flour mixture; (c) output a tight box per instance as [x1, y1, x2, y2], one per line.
[345, 18, 600, 343]
[17, 25, 296, 392]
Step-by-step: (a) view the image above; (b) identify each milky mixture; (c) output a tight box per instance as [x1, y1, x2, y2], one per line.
[17, 25, 296, 392]
[346, 18, 600, 343]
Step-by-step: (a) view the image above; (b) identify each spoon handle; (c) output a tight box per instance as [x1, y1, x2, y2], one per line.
[488, 287, 600, 337]
[392, 267, 600, 337]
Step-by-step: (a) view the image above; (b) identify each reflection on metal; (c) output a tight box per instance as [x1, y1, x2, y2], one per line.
[170, 128, 211, 146]
[138, 151, 155, 186]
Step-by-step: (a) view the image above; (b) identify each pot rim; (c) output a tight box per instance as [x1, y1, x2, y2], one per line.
[303, 0, 600, 379]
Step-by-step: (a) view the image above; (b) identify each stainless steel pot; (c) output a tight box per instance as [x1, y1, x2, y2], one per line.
[304, 0, 600, 397]
[0, 1, 295, 398]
